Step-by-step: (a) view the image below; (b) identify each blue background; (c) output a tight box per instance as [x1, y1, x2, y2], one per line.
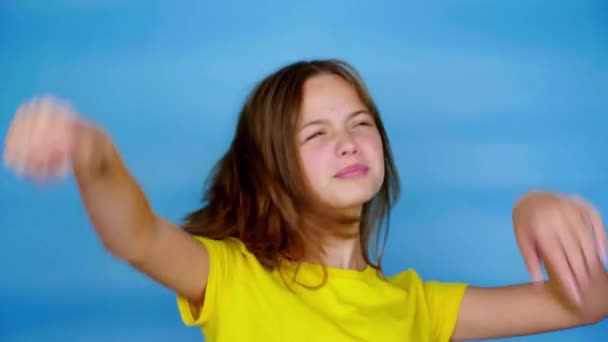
[1, 1, 607, 341]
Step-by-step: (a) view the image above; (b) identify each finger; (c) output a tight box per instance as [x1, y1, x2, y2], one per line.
[558, 210, 590, 290]
[55, 156, 72, 177]
[542, 233, 582, 305]
[47, 100, 77, 176]
[33, 151, 55, 181]
[13, 104, 36, 176]
[3, 102, 29, 169]
[515, 225, 545, 283]
[562, 206, 601, 279]
[573, 207, 604, 275]
[58, 118, 76, 176]
[45, 146, 70, 179]
[29, 98, 54, 177]
[572, 195, 608, 266]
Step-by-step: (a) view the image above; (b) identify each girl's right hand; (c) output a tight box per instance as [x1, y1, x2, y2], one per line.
[3, 96, 105, 183]
[3, 95, 213, 308]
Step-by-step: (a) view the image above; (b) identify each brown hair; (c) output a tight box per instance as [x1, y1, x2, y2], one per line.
[182, 59, 400, 276]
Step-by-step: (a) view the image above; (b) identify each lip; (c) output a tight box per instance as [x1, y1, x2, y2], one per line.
[334, 164, 369, 179]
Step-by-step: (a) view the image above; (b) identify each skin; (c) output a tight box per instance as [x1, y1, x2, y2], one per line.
[296, 74, 384, 270]
[3, 76, 608, 340]
[452, 191, 608, 340]
[297, 74, 385, 213]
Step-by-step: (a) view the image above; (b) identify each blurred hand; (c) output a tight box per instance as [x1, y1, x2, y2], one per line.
[513, 191, 608, 311]
[3, 96, 103, 183]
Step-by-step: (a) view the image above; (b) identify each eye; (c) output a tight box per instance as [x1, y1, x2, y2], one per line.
[355, 120, 373, 127]
[305, 131, 324, 141]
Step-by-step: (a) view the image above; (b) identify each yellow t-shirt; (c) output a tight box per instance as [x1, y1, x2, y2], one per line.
[176, 236, 467, 342]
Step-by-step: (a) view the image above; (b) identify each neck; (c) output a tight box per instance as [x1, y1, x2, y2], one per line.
[320, 234, 367, 271]
[302, 204, 367, 270]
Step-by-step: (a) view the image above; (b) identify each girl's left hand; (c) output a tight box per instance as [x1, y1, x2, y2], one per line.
[513, 191, 607, 308]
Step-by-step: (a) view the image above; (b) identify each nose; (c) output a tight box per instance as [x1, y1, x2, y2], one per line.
[336, 133, 358, 156]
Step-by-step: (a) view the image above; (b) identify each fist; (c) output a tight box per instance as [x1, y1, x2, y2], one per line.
[3, 96, 91, 182]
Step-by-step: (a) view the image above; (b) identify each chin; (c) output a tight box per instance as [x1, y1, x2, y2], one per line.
[319, 176, 383, 210]
[329, 188, 378, 210]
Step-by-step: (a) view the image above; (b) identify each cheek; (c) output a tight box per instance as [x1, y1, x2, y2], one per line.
[361, 133, 384, 164]
[299, 146, 331, 185]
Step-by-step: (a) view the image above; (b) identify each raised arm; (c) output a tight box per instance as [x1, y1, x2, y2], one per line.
[452, 276, 607, 340]
[452, 191, 608, 340]
[3, 96, 211, 306]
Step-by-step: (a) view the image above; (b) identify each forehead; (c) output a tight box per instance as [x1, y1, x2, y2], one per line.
[299, 74, 366, 121]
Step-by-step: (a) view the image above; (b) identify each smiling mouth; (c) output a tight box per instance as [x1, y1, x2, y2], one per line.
[334, 164, 369, 179]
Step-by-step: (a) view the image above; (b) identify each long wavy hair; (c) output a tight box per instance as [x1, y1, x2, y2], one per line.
[183, 59, 400, 277]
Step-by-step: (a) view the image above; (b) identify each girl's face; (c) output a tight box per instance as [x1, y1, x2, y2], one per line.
[296, 74, 385, 213]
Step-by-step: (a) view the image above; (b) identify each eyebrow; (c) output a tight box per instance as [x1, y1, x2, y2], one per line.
[298, 110, 370, 132]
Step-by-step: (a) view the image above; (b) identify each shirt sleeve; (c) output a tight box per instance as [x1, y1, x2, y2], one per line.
[423, 281, 468, 342]
[176, 235, 242, 327]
